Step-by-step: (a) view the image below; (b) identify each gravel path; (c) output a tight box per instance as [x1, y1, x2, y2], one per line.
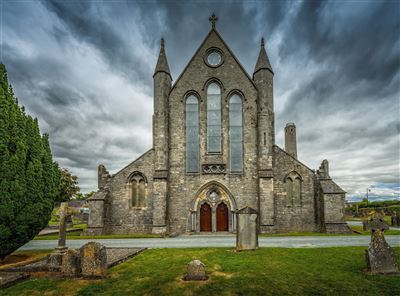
[19, 235, 400, 250]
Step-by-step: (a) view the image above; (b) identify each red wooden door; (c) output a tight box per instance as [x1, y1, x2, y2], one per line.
[216, 203, 229, 231]
[200, 203, 212, 232]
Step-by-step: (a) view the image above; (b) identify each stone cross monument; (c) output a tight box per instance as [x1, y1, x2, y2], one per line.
[57, 202, 69, 250]
[365, 216, 399, 274]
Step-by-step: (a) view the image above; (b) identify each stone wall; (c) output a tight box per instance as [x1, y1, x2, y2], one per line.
[105, 149, 154, 234]
[272, 146, 317, 233]
[167, 30, 260, 234]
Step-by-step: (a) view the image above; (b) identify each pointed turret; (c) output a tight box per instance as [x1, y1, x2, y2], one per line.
[153, 38, 171, 78]
[152, 38, 172, 235]
[253, 38, 273, 76]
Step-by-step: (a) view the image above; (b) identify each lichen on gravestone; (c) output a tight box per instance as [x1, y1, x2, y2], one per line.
[183, 260, 208, 281]
[80, 242, 107, 278]
[365, 216, 399, 274]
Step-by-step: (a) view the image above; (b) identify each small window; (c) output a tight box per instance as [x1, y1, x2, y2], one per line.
[130, 173, 147, 207]
[285, 172, 302, 207]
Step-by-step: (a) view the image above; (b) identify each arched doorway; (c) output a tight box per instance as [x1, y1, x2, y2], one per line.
[216, 202, 229, 231]
[200, 203, 212, 232]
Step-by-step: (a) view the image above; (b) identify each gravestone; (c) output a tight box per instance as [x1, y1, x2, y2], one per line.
[236, 206, 258, 251]
[80, 242, 107, 278]
[47, 202, 70, 270]
[57, 202, 69, 251]
[365, 216, 399, 274]
[61, 249, 81, 277]
[183, 260, 208, 281]
[391, 212, 400, 227]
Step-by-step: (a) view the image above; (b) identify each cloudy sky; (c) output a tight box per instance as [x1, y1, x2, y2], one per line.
[2, 0, 399, 201]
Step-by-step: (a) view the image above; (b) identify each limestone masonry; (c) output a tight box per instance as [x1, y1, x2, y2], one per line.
[86, 16, 350, 236]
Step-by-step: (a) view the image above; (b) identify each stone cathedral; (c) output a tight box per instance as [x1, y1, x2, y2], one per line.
[87, 16, 350, 235]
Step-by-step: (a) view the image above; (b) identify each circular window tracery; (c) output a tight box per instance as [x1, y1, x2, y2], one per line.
[205, 48, 223, 67]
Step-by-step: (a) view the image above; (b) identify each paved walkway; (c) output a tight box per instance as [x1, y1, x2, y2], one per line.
[19, 235, 400, 250]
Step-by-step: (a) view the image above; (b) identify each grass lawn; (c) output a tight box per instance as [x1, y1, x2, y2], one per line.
[1, 247, 399, 296]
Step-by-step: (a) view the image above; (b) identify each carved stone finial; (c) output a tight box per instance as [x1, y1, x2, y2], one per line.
[209, 13, 218, 29]
[161, 38, 165, 48]
[261, 37, 265, 47]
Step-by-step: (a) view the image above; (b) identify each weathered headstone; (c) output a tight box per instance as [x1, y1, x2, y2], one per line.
[183, 260, 208, 281]
[61, 249, 81, 277]
[391, 212, 400, 227]
[80, 242, 107, 278]
[57, 202, 69, 251]
[365, 217, 399, 274]
[236, 206, 258, 251]
[47, 202, 70, 271]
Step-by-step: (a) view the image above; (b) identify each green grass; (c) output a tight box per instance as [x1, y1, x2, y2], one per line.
[2, 247, 399, 296]
[350, 226, 400, 235]
[260, 227, 400, 237]
[346, 215, 393, 224]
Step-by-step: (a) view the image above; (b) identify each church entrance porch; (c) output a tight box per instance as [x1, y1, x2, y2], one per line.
[189, 182, 237, 233]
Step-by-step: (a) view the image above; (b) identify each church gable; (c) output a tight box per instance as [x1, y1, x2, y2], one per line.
[170, 28, 257, 97]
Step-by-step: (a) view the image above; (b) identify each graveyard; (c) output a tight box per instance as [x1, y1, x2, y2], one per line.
[1, 204, 399, 295]
[1, 247, 399, 295]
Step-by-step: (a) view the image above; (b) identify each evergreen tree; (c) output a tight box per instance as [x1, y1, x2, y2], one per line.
[0, 64, 59, 260]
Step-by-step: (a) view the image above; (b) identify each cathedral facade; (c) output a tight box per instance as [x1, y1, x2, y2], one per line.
[87, 17, 350, 235]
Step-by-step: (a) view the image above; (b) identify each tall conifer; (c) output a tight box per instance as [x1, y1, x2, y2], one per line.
[0, 64, 59, 259]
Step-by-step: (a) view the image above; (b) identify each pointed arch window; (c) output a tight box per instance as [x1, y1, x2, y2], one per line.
[186, 94, 199, 172]
[130, 173, 147, 207]
[284, 172, 302, 207]
[207, 83, 221, 153]
[229, 94, 243, 172]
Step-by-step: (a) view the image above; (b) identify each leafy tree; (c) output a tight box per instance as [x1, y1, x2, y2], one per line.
[72, 191, 95, 201]
[0, 64, 59, 260]
[57, 168, 80, 202]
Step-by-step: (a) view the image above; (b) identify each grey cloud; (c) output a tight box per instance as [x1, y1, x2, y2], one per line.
[3, 0, 399, 200]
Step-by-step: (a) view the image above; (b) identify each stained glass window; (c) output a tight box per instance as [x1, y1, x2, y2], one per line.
[229, 94, 243, 172]
[186, 95, 199, 172]
[207, 83, 221, 153]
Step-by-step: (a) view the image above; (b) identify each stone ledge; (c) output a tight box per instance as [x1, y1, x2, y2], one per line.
[0, 271, 30, 289]
[258, 169, 273, 178]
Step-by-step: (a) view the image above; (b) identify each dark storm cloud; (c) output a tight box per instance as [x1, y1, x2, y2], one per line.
[3, 0, 399, 199]
[40, 0, 153, 87]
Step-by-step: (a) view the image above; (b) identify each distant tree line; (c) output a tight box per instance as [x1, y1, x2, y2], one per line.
[357, 199, 400, 209]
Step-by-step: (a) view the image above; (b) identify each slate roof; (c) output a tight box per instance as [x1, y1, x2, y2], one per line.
[87, 190, 108, 201]
[253, 38, 273, 76]
[153, 38, 171, 78]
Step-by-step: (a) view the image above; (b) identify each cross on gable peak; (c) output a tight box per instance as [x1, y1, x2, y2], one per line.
[209, 13, 218, 29]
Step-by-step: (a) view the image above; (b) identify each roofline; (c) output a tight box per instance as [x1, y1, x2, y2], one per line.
[113, 148, 154, 177]
[273, 145, 315, 174]
[153, 70, 172, 80]
[253, 67, 274, 78]
[170, 28, 258, 93]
